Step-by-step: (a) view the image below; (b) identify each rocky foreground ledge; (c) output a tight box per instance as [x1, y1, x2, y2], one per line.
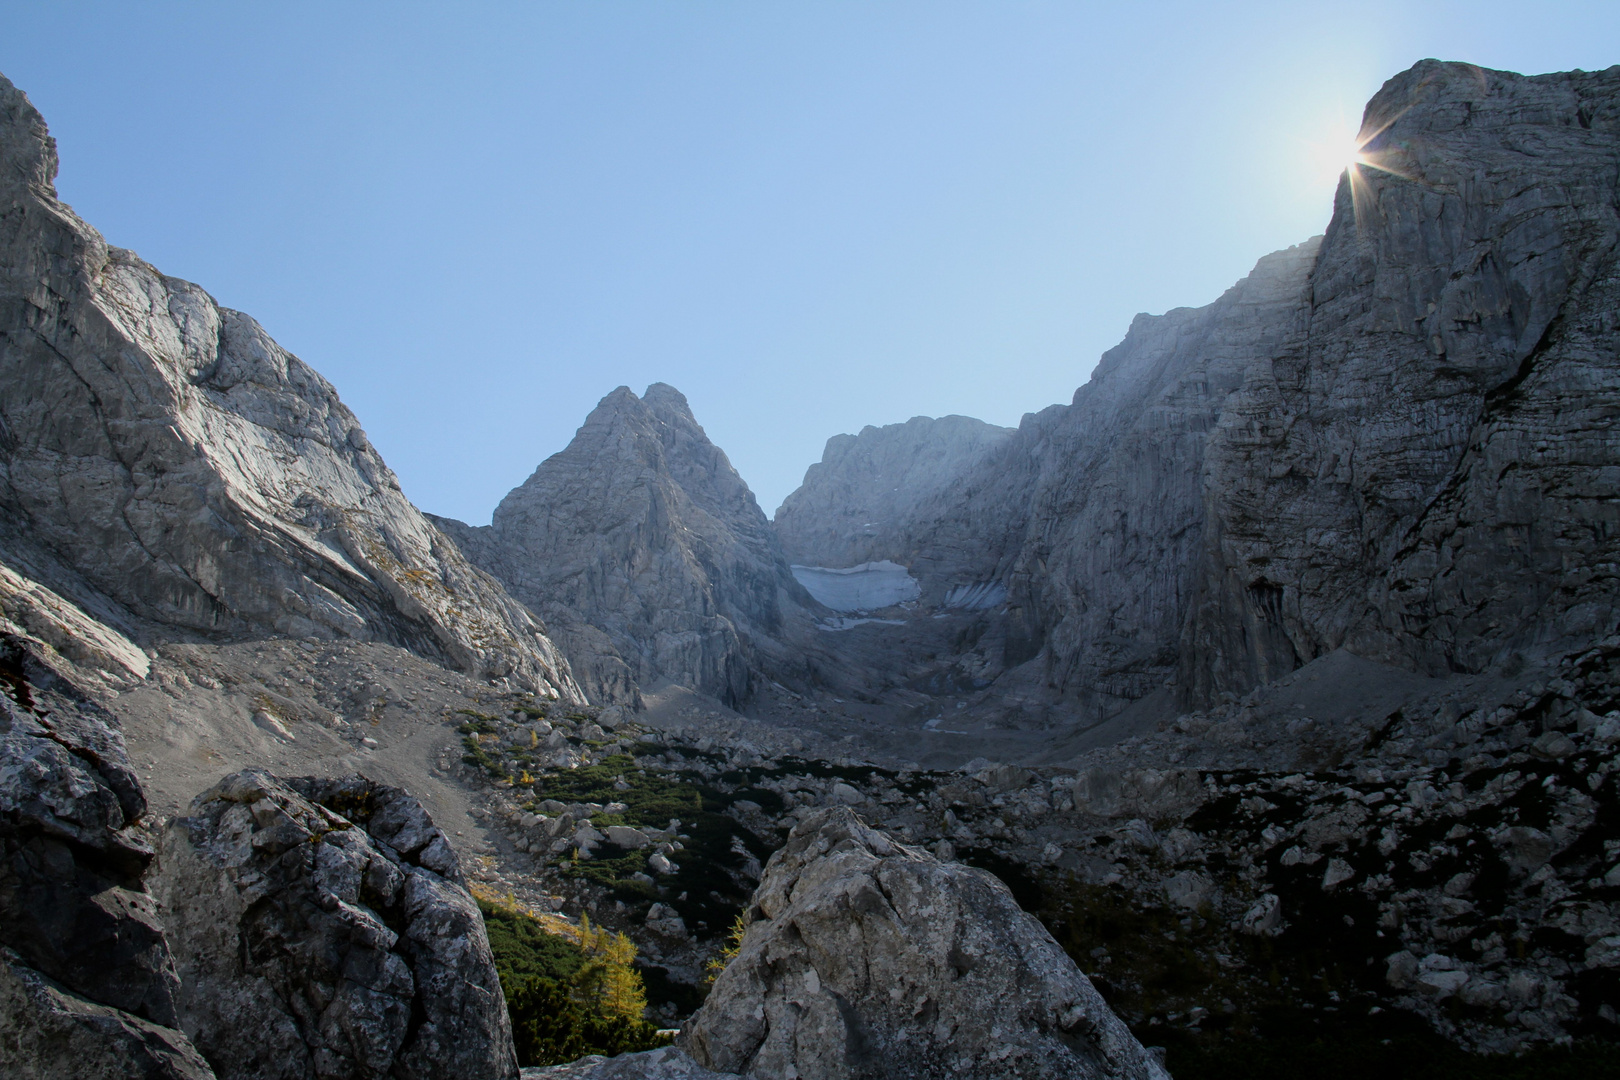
[3, 636, 1161, 1079]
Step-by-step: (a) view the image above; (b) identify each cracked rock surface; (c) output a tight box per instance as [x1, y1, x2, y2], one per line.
[683, 807, 1168, 1080]
[0, 73, 579, 701]
[155, 769, 517, 1080]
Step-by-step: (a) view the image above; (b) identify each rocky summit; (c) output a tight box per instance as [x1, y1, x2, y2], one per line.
[436, 384, 816, 709]
[3, 55, 1620, 1080]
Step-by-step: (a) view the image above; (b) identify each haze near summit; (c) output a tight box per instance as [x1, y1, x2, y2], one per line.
[1, 1, 1616, 519]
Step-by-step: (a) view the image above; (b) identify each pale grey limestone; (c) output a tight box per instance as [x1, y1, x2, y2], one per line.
[0, 73, 580, 702]
[683, 807, 1168, 1080]
[774, 414, 1014, 569]
[777, 60, 1620, 731]
[438, 384, 815, 708]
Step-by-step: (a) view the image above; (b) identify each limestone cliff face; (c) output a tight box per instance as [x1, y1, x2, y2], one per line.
[440, 385, 813, 708]
[991, 241, 1321, 718]
[0, 75, 580, 700]
[783, 61, 1620, 728]
[779, 243, 1320, 722]
[1185, 61, 1620, 701]
[773, 415, 1013, 569]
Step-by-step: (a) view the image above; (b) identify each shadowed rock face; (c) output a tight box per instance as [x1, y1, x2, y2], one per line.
[774, 415, 1015, 570]
[438, 385, 814, 709]
[0, 637, 175, 1025]
[0, 74, 580, 701]
[683, 808, 1169, 1080]
[156, 770, 518, 1080]
[0, 634, 214, 1079]
[1184, 61, 1620, 698]
[772, 60, 1620, 731]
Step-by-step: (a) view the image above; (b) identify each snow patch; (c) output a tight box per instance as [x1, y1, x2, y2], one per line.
[793, 561, 920, 612]
[817, 616, 907, 632]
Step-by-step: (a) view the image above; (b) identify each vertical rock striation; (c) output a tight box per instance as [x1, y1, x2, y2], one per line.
[0, 73, 580, 701]
[778, 61, 1620, 730]
[1185, 61, 1620, 700]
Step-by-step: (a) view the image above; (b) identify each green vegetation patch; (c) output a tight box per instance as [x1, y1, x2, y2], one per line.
[532, 755, 773, 937]
[478, 897, 670, 1067]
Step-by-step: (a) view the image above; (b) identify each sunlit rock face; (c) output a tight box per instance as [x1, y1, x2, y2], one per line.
[683, 808, 1170, 1080]
[438, 385, 815, 709]
[0, 74, 580, 701]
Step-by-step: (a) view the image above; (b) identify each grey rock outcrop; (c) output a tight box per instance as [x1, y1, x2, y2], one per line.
[774, 415, 1014, 570]
[683, 807, 1168, 1080]
[0, 947, 215, 1080]
[438, 384, 814, 708]
[1184, 61, 1620, 698]
[155, 769, 518, 1080]
[0, 73, 579, 701]
[0, 633, 214, 1077]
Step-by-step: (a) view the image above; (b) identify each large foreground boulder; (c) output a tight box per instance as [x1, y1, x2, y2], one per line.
[684, 808, 1168, 1080]
[156, 770, 518, 1080]
[0, 634, 213, 1077]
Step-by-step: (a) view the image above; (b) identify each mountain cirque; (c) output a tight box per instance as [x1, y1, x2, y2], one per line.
[2, 56, 1620, 1078]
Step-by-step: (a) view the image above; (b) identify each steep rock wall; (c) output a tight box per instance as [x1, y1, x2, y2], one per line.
[1185, 61, 1620, 700]
[0, 74, 580, 700]
[779, 61, 1620, 731]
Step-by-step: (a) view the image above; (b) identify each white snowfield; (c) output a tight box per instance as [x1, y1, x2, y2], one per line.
[791, 561, 921, 612]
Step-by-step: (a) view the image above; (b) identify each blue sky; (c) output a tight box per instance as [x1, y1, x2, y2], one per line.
[3, 3, 1616, 520]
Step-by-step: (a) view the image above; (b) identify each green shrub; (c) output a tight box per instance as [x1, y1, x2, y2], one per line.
[478, 898, 671, 1067]
[504, 977, 669, 1066]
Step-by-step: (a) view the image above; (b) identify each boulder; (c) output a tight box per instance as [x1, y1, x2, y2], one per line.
[521, 1045, 738, 1079]
[0, 947, 215, 1080]
[683, 807, 1168, 1080]
[155, 770, 518, 1080]
[606, 825, 651, 850]
[0, 638, 210, 1077]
